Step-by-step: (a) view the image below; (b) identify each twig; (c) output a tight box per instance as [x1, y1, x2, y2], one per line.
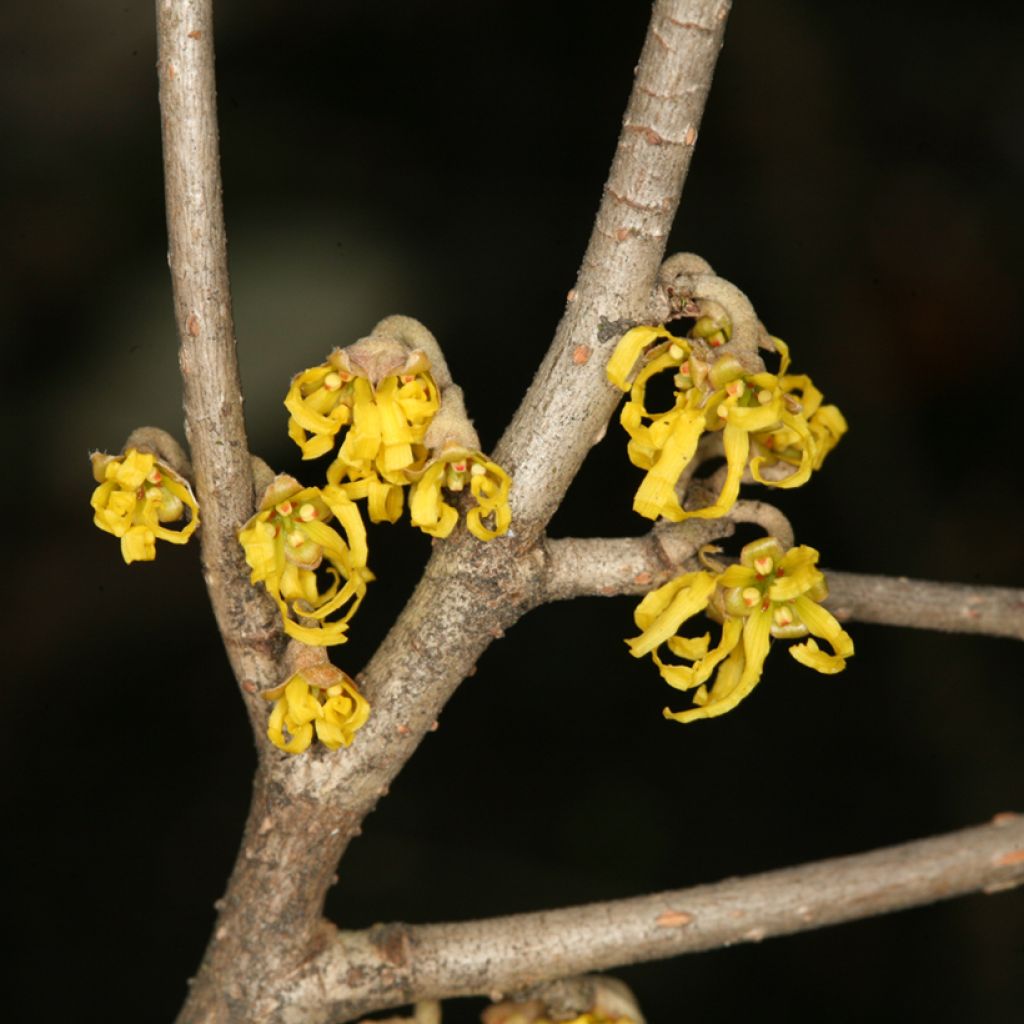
[286, 815, 1024, 1020]
[824, 571, 1024, 642]
[170, 3, 733, 1022]
[542, 531, 1024, 641]
[542, 520, 736, 603]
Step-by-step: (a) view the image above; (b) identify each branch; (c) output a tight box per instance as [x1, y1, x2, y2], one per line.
[290, 815, 1024, 1020]
[824, 571, 1024, 642]
[156, 0, 283, 723]
[171, 2, 734, 1020]
[544, 532, 1024, 641]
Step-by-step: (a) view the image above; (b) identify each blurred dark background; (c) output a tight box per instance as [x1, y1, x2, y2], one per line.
[3, 2, 1022, 1021]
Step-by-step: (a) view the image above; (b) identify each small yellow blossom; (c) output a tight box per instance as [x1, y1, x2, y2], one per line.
[408, 445, 511, 540]
[90, 448, 199, 563]
[607, 326, 845, 521]
[627, 537, 853, 723]
[238, 475, 373, 646]
[264, 668, 369, 755]
[285, 348, 440, 471]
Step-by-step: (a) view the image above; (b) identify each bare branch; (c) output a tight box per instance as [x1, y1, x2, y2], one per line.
[156, 0, 283, 721]
[288, 814, 1024, 1020]
[542, 528, 1024, 641]
[542, 519, 735, 603]
[825, 571, 1024, 642]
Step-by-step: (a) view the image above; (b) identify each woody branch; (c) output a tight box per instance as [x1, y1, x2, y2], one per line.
[542, 528, 1024, 642]
[166, 1, 733, 1021]
[286, 815, 1024, 1020]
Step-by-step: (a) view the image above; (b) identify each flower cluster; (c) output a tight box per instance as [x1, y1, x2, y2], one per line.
[628, 537, 853, 722]
[409, 444, 512, 540]
[90, 448, 199, 563]
[607, 323, 846, 521]
[238, 475, 371, 647]
[264, 665, 369, 755]
[287, 334, 512, 539]
[287, 346, 439, 478]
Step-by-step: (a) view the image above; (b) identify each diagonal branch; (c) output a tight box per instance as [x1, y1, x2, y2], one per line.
[543, 530, 1024, 641]
[287, 814, 1024, 1020]
[171, 2, 733, 1022]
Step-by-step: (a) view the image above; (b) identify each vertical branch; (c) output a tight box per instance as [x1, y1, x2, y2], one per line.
[156, 0, 283, 707]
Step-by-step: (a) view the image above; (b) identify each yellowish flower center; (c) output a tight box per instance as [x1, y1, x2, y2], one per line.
[323, 372, 342, 391]
[742, 586, 761, 608]
[296, 503, 318, 522]
[668, 343, 685, 360]
[286, 530, 306, 549]
[726, 380, 745, 399]
[276, 500, 294, 517]
[470, 463, 487, 477]
[757, 389, 773, 405]
[146, 468, 163, 484]
[753, 556, 774, 576]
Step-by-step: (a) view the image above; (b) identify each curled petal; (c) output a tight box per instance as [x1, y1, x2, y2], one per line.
[657, 615, 743, 694]
[673, 422, 747, 520]
[408, 462, 454, 537]
[316, 680, 371, 750]
[606, 325, 678, 391]
[789, 595, 854, 672]
[627, 572, 716, 658]
[632, 405, 705, 520]
[667, 608, 771, 722]
[267, 699, 314, 754]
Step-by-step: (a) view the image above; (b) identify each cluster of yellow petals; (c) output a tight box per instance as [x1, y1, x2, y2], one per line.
[409, 445, 512, 540]
[607, 324, 846, 521]
[285, 349, 440, 523]
[90, 448, 199, 563]
[264, 669, 369, 754]
[238, 476, 372, 646]
[628, 537, 853, 723]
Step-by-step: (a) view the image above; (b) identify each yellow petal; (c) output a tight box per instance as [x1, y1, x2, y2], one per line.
[632, 407, 705, 520]
[121, 525, 156, 563]
[627, 572, 716, 658]
[267, 698, 314, 754]
[606, 325, 675, 390]
[789, 595, 854, 672]
[284, 675, 322, 726]
[666, 610, 771, 722]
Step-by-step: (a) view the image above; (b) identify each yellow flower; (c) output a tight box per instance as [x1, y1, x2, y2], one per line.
[607, 326, 845, 521]
[750, 371, 848, 482]
[408, 445, 511, 540]
[627, 537, 853, 723]
[90, 448, 199, 563]
[286, 348, 440, 472]
[264, 668, 369, 755]
[238, 475, 373, 646]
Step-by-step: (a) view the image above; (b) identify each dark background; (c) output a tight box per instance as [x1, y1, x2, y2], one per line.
[4, 2, 1022, 1021]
